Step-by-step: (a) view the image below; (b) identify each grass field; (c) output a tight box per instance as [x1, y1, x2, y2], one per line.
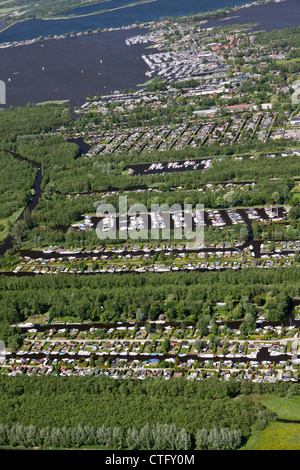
[242, 422, 300, 450]
[261, 396, 300, 421]
[242, 395, 300, 450]
[276, 57, 300, 65]
[0, 208, 24, 242]
[36, 100, 70, 106]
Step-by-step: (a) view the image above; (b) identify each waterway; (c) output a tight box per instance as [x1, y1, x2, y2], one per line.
[0, 0, 259, 43]
[8, 348, 293, 365]
[0, 0, 298, 109]
[0, 28, 151, 108]
[9, 298, 300, 366]
[0, 147, 291, 265]
[0, 0, 298, 45]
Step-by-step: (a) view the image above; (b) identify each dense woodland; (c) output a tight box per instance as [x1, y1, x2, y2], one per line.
[0, 151, 37, 219]
[22, 218, 254, 248]
[0, 374, 297, 450]
[0, 105, 77, 224]
[0, 267, 297, 349]
[0, 104, 73, 143]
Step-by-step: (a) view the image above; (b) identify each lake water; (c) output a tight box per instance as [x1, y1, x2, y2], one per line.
[0, 0, 258, 43]
[65, 0, 255, 18]
[0, 0, 298, 44]
[202, 0, 300, 31]
[0, 0, 298, 108]
[0, 28, 151, 107]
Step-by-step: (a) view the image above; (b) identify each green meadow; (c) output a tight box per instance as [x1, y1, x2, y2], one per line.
[261, 396, 300, 421]
[0, 208, 24, 242]
[242, 422, 300, 450]
[242, 396, 300, 450]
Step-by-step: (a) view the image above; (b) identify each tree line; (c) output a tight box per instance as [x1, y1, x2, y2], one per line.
[0, 421, 243, 450]
[0, 268, 297, 349]
[0, 267, 298, 323]
[0, 151, 37, 219]
[0, 374, 285, 444]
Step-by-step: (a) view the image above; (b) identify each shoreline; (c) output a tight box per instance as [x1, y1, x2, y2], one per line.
[0, 23, 147, 49]
[40, 0, 158, 21]
[0, 0, 285, 48]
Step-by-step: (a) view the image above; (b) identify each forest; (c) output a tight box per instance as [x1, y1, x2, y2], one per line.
[0, 104, 73, 143]
[0, 105, 77, 224]
[0, 373, 297, 450]
[0, 267, 297, 350]
[0, 151, 37, 220]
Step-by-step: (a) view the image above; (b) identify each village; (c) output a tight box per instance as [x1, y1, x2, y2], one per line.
[2, 313, 300, 381]
[12, 250, 297, 275]
[69, 17, 300, 156]
[72, 109, 300, 157]
[1, 3, 300, 389]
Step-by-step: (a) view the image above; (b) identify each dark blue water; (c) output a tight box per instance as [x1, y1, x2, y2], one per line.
[65, 0, 255, 18]
[0, 29, 151, 108]
[0, 0, 298, 109]
[203, 0, 300, 32]
[0, 0, 258, 43]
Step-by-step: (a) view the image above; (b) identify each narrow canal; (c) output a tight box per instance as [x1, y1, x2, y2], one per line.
[0, 147, 292, 267]
[9, 299, 300, 366]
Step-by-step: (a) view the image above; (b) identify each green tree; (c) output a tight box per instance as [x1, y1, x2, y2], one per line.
[139, 422, 154, 450]
[126, 428, 140, 450]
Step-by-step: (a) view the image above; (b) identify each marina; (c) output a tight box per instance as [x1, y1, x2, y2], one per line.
[0, 0, 298, 109]
[0, 0, 296, 47]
